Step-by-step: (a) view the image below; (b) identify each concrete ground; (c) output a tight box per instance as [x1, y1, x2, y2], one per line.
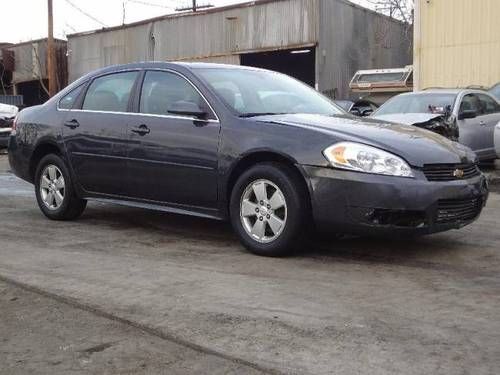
[0, 153, 499, 374]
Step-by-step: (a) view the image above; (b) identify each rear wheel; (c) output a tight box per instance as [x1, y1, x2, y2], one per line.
[230, 162, 309, 256]
[34, 154, 87, 220]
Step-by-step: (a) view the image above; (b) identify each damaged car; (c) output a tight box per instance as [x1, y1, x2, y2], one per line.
[0, 103, 18, 149]
[372, 89, 500, 161]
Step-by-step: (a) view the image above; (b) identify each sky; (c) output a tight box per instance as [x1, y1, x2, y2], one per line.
[1, 0, 375, 44]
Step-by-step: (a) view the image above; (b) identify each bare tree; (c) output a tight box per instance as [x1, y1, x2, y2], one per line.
[365, 0, 414, 24]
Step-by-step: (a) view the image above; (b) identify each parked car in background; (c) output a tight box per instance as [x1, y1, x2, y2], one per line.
[490, 83, 500, 101]
[0, 103, 18, 149]
[372, 89, 500, 162]
[8, 63, 489, 256]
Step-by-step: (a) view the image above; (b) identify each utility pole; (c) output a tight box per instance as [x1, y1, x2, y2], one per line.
[47, 0, 57, 97]
[176, 0, 213, 12]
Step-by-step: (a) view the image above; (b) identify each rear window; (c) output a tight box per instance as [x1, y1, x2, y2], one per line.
[375, 93, 457, 116]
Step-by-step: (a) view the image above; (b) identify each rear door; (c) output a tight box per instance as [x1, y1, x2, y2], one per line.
[476, 93, 500, 159]
[125, 69, 220, 208]
[62, 70, 139, 195]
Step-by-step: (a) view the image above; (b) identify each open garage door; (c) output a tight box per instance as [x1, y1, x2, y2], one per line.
[240, 47, 316, 87]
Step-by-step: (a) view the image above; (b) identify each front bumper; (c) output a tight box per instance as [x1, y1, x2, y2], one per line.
[302, 165, 489, 236]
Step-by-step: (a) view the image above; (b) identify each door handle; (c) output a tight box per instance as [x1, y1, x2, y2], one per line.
[131, 124, 150, 136]
[64, 119, 80, 129]
[479, 121, 487, 126]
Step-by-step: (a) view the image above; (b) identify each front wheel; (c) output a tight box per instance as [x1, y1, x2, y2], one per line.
[229, 162, 310, 256]
[34, 153, 87, 220]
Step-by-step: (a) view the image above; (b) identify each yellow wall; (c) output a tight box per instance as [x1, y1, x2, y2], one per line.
[414, 0, 500, 90]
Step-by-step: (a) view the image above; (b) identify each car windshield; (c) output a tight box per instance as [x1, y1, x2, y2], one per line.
[196, 68, 343, 117]
[375, 93, 457, 116]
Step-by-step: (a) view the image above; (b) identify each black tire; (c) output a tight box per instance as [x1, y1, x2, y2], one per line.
[229, 162, 310, 257]
[34, 153, 87, 220]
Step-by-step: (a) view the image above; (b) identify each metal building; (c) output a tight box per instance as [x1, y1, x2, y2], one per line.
[0, 38, 67, 106]
[414, 0, 500, 90]
[67, 0, 411, 99]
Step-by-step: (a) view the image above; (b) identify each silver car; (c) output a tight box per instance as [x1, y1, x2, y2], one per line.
[372, 89, 500, 161]
[495, 120, 500, 158]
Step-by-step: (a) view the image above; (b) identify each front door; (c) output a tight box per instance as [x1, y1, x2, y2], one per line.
[476, 93, 500, 159]
[62, 70, 139, 195]
[126, 70, 220, 208]
[457, 93, 490, 156]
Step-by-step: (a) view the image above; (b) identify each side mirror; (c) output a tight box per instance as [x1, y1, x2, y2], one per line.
[167, 101, 207, 118]
[458, 109, 477, 120]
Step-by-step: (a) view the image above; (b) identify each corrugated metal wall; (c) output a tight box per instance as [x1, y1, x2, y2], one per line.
[11, 41, 47, 84]
[7, 40, 67, 85]
[414, 0, 500, 90]
[317, 0, 412, 99]
[68, 0, 317, 81]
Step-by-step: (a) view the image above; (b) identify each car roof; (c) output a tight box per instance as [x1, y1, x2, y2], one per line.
[90, 61, 265, 75]
[398, 88, 492, 96]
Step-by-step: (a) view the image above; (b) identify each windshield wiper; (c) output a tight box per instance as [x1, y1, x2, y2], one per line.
[239, 112, 287, 118]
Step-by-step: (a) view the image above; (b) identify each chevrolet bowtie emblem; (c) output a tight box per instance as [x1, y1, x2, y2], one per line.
[453, 169, 465, 178]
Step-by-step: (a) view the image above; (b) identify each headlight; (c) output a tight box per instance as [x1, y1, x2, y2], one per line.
[323, 142, 414, 177]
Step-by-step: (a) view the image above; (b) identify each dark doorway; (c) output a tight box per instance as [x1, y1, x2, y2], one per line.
[16, 80, 49, 106]
[240, 47, 315, 87]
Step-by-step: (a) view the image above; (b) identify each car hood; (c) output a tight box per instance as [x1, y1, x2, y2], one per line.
[0, 103, 18, 119]
[257, 113, 476, 167]
[372, 113, 444, 125]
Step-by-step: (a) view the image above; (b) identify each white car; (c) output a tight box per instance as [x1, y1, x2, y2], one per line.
[0, 103, 18, 149]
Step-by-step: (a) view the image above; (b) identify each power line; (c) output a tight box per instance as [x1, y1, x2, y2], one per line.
[126, 0, 178, 9]
[64, 0, 107, 27]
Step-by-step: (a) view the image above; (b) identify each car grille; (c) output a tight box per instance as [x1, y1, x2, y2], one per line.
[423, 163, 480, 181]
[436, 197, 482, 224]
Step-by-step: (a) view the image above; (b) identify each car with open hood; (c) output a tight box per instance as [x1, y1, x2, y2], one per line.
[372, 89, 500, 162]
[8, 63, 489, 256]
[0, 103, 18, 149]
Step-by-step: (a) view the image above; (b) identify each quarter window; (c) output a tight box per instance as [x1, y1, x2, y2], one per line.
[82, 71, 138, 112]
[139, 71, 212, 118]
[58, 84, 84, 110]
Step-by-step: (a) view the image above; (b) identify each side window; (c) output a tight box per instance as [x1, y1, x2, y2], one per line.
[459, 94, 480, 114]
[477, 94, 500, 114]
[139, 71, 213, 118]
[82, 71, 138, 112]
[58, 84, 84, 110]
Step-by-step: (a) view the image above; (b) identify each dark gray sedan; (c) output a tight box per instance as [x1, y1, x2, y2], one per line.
[8, 63, 488, 256]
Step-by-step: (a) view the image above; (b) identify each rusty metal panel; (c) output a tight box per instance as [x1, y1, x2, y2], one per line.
[68, 0, 317, 81]
[317, 0, 412, 99]
[152, 0, 317, 59]
[6, 39, 67, 85]
[414, 0, 500, 90]
[68, 23, 151, 81]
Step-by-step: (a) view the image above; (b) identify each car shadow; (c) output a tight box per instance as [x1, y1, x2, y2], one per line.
[78, 201, 466, 269]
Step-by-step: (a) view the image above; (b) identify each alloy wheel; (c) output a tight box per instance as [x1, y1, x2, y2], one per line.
[240, 179, 287, 243]
[40, 164, 65, 210]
